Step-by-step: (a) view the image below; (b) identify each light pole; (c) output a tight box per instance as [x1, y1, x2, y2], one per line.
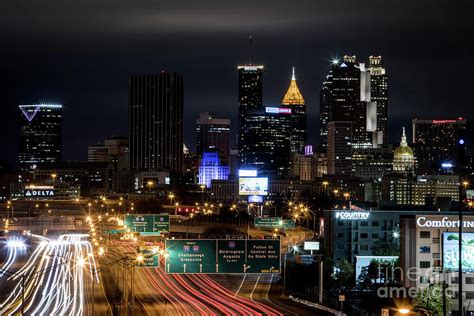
[459, 180, 468, 316]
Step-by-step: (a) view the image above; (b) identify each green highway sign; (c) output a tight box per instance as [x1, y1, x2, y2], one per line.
[254, 217, 283, 229]
[254, 217, 295, 230]
[217, 240, 246, 273]
[166, 240, 217, 273]
[124, 214, 170, 233]
[282, 219, 296, 229]
[139, 232, 161, 236]
[165, 239, 280, 274]
[104, 229, 125, 234]
[246, 239, 280, 273]
[137, 247, 159, 267]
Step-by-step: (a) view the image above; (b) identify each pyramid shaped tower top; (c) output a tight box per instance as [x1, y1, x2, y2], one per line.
[282, 67, 305, 106]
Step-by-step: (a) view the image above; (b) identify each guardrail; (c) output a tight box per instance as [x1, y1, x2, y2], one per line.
[288, 295, 346, 316]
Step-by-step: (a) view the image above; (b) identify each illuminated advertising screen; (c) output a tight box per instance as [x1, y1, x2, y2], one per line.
[239, 177, 268, 196]
[443, 232, 474, 271]
[248, 195, 263, 203]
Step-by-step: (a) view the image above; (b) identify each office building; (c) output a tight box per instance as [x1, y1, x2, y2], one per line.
[327, 121, 352, 175]
[412, 118, 467, 174]
[381, 174, 459, 208]
[291, 149, 317, 181]
[197, 152, 230, 188]
[18, 104, 62, 169]
[196, 112, 230, 164]
[319, 55, 388, 151]
[368, 56, 388, 144]
[88, 136, 129, 170]
[399, 213, 474, 315]
[352, 146, 393, 179]
[128, 73, 183, 172]
[241, 107, 291, 178]
[324, 209, 402, 264]
[281, 67, 306, 153]
[238, 65, 264, 168]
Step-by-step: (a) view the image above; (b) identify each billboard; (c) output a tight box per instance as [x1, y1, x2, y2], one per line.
[238, 169, 257, 177]
[248, 195, 263, 203]
[443, 232, 474, 272]
[239, 177, 268, 196]
[265, 107, 292, 115]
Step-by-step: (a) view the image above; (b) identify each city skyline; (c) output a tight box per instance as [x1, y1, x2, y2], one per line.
[1, 1, 473, 165]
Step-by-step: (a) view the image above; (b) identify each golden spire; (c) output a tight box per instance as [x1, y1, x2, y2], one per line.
[281, 67, 305, 106]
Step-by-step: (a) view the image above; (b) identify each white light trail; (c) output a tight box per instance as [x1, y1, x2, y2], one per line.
[0, 234, 99, 315]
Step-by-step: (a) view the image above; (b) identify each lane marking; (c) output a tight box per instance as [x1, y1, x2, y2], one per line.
[250, 275, 260, 301]
[234, 274, 247, 297]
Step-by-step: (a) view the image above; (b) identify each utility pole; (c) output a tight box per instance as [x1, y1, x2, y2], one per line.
[319, 258, 323, 304]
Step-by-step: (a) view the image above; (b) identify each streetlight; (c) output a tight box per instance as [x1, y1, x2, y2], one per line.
[51, 173, 57, 183]
[399, 308, 410, 315]
[200, 185, 206, 201]
[322, 181, 329, 195]
[146, 180, 154, 192]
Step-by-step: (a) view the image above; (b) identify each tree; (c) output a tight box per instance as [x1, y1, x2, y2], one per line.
[333, 259, 355, 290]
[371, 237, 400, 256]
[413, 283, 452, 316]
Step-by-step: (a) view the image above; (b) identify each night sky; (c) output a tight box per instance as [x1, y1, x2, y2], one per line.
[1, 0, 473, 166]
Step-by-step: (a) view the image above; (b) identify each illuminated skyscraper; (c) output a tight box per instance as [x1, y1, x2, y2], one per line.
[196, 112, 230, 164]
[198, 152, 230, 188]
[18, 104, 62, 169]
[282, 67, 306, 154]
[319, 55, 388, 151]
[128, 73, 183, 172]
[238, 65, 264, 168]
[243, 107, 291, 178]
[412, 118, 467, 174]
[327, 121, 352, 175]
[368, 56, 388, 144]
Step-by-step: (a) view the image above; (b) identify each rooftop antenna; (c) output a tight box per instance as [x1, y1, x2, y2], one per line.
[249, 35, 252, 65]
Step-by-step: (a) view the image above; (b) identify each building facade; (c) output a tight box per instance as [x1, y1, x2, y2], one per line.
[319, 55, 388, 151]
[400, 214, 474, 315]
[128, 73, 184, 172]
[198, 152, 230, 188]
[196, 112, 230, 164]
[238, 65, 264, 169]
[18, 104, 62, 169]
[240, 107, 291, 178]
[327, 121, 352, 175]
[412, 118, 467, 175]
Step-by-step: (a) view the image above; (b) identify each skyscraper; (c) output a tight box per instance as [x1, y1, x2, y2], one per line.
[238, 65, 264, 168]
[319, 55, 388, 151]
[281, 67, 306, 153]
[128, 73, 183, 172]
[18, 104, 62, 169]
[327, 121, 352, 175]
[196, 112, 230, 164]
[412, 118, 467, 174]
[368, 56, 388, 144]
[243, 107, 291, 178]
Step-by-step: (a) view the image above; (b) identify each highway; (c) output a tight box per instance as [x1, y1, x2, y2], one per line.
[0, 233, 110, 315]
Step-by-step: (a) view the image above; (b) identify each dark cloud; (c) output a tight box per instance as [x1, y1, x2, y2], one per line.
[1, 0, 473, 165]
